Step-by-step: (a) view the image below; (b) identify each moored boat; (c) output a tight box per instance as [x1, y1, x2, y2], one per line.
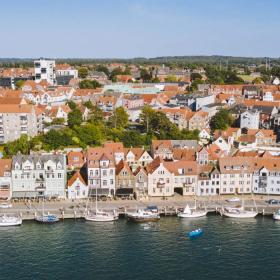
[273, 210, 280, 220]
[85, 209, 118, 222]
[127, 208, 160, 222]
[221, 206, 258, 218]
[188, 228, 203, 238]
[35, 214, 60, 224]
[178, 204, 207, 218]
[0, 214, 22, 226]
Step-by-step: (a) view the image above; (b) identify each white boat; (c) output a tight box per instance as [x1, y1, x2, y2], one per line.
[221, 206, 258, 218]
[0, 202, 13, 209]
[273, 210, 280, 220]
[0, 214, 22, 226]
[127, 208, 160, 222]
[226, 197, 240, 203]
[85, 188, 119, 222]
[178, 204, 207, 218]
[85, 209, 118, 222]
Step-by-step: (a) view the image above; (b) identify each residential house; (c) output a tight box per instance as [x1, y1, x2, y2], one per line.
[197, 165, 220, 196]
[67, 151, 85, 170]
[124, 147, 153, 171]
[115, 160, 135, 197]
[67, 171, 88, 199]
[240, 110, 260, 130]
[133, 167, 148, 199]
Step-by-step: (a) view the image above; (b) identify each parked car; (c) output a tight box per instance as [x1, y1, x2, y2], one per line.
[226, 197, 240, 203]
[266, 199, 280, 205]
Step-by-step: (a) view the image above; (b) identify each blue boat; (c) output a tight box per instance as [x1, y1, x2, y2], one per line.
[35, 214, 60, 224]
[188, 228, 203, 238]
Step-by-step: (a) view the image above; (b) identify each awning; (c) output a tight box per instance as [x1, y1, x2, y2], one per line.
[116, 188, 134, 196]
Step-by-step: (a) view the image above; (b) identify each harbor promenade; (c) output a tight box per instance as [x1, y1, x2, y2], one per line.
[0, 194, 279, 220]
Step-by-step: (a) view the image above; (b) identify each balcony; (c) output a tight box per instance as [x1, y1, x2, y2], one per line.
[35, 183, 46, 191]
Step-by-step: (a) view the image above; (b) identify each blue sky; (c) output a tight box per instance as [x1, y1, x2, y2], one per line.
[0, 0, 279, 58]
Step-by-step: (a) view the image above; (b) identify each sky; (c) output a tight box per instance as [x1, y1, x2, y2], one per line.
[0, 0, 279, 58]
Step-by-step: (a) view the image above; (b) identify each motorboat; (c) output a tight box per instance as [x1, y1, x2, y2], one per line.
[0, 214, 22, 226]
[188, 228, 203, 238]
[226, 197, 240, 203]
[35, 214, 60, 223]
[178, 204, 207, 218]
[221, 206, 258, 218]
[85, 209, 119, 222]
[0, 202, 13, 209]
[273, 209, 280, 220]
[127, 208, 160, 222]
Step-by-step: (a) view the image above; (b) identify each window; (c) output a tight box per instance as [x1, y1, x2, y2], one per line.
[102, 170, 107, 176]
[103, 180, 107, 186]
[110, 169, 113, 175]
[110, 179, 114, 185]
[58, 173, 62, 178]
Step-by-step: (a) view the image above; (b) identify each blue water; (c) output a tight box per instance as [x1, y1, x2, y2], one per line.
[1, 215, 280, 280]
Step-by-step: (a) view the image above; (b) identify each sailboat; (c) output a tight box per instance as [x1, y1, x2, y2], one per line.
[35, 197, 60, 224]
[221, 193, 258, 219]
[84, 188, 118, 222]
[178, 198, 208, 218]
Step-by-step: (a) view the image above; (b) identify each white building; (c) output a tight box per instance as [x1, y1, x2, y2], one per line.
[240, 110, 259, 130]
[0, 159, 12, 200]
[11, 154, 67, 198]
[67, 171, 88, 199]
[34, 58, 56, 85]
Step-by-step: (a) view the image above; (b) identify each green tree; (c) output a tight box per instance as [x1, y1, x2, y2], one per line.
[140, 68, 152, 82]
[78, 67, 88, 79]
[190, 78, 204, 92]
[190, 73, 202, 81]
[165, 75, 178, 83]
[68, 109, 83, 128]
[83, 100, 93, 109]
[15, 80, 25, 89]
[210, 108, 233, 131]
[73, 123, 104, 146]
[108, 107, 129, 129]
[67, 100, 77, 110]
[51, 118, 65, 125]
[90, 105, 104, 125]
[3, 135, 31, 157]
[95, 65, 110, 76]
[79, 79, 101, 89]
[252, 77, 263, 84]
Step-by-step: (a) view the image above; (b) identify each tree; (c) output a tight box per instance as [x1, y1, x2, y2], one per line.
[140, 68, 152, 82]
[108, 107, 129, 129]
[210, 108, 233, 131]
[15, 80, 25, 89]
[190, 78, 204, 92]
[83, 100, 93, 109]
[191, 73, 202, 81]
[52, 118, 65, 125]
[78, 67, 88, 79]
[3, 135, 31, 157]
[67, 100, 77, 110]
[89, 105, 104, 125]
[73, 123, 104, 146]
[119, 130, 147, 147]
[140, 105, 154, 133]
[252, 77, 263, 84]
[68, 109, 83, 128]
[165, 75, 178, 83]
[95, 65, 110, 76]
[79, 79, 101, 89]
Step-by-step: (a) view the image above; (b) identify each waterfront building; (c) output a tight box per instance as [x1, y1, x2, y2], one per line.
[219, 157, 254, 194]
[115, 160, 135, 197]
[133, 166, 148, 199]
[87, 147, 116, 197]
[11, 154, 66, 198]
[197, 165, 220, 196]
[67, 171, 88, 199]
[0, 159, 12, 200]
[146, 157, 174, 197]
[0, 104, 38, 144]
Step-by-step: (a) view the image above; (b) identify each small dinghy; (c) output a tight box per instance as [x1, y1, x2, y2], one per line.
[188, 228, 203, 238]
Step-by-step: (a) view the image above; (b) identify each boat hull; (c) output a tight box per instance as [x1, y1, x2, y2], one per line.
[85, 215, 118, 222]
[222, 211, 258, 218]
[178, 211, 208, 218]
[0, 221, 22, 226]
[35, 215, 60, 223]
[273, 213, 280, 220]
[127, 216, 160, 223]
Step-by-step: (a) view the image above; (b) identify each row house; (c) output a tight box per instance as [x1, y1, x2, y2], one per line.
[11, 154, 67, 198]
[115, 160, 135, 197]
[124, 147, 153, 171]
[197, 165, 220, 196]
[87, 147, 116, 196]
[67, 171, 88, 199]
[133, 167, 148, 199]
[219, 157, 254, 195]
[122, 94, 144, 109]
[196, 144, 226, 165]
[67, 151, 85, 170]
[239, 129, 277, 147]
[0, 159, 12, 200]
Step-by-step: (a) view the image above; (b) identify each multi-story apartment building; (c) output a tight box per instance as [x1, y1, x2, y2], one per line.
[197, 165, 220, 196]
[133, 166, 148, 199]
[0, 104, 38, 143]
[240, 110, 260, 130]
[252, 158, 280, 195]
[34, 58, 56, 85]
[11, 154, 66, 198]
[87, 147, 116, 197]
[219, 157, 253, 194]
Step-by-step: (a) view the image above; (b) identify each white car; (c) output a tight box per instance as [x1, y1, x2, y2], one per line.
[226, 197, 240, 203]
[0, 203, 13, 209]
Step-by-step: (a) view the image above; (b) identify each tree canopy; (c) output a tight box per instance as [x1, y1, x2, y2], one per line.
[210, 108, 233, 131]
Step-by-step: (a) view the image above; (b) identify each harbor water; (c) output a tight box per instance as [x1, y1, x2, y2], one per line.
[1, 215, 280, 280]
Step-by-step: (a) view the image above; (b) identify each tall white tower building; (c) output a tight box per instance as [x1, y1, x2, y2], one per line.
[34, 58, 56, 85]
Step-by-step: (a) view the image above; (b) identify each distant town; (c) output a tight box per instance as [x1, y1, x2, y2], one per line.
[1, 57, 280, 201]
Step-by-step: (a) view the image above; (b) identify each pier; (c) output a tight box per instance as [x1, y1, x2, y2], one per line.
[1, 195, 278, 220]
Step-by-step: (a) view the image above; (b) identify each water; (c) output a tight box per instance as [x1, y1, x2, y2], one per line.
[1, 215, 280, 280]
